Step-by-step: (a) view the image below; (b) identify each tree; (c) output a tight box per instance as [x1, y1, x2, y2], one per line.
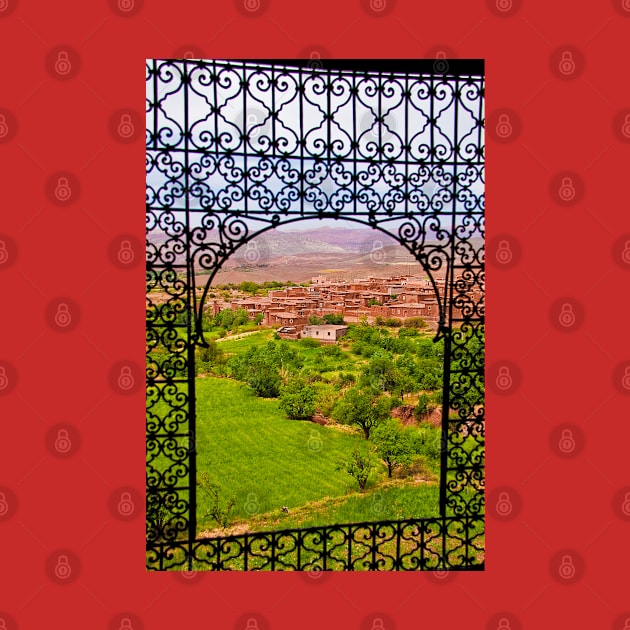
[337, 445, 375, 491]
[279, 378, 316, 420]
[215, 308, 235, 329]
[323, 313, 345, 325]
[246, 354, 282, 398]
[239, 281, 259, 295]
[234, 307, 249, 326]
[414, 393, 432, 419]
[228, 341, 302, 398]
[371, 419, 413, 478]
[198, 472, 236, 529]
[360, 352, 399, 393]
[331, 387, 389, 439]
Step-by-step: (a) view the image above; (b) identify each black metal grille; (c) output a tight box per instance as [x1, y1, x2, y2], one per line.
[146, 58, 484, 570]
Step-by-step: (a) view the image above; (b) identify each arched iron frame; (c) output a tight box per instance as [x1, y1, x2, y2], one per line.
[146, 58, 485, 571]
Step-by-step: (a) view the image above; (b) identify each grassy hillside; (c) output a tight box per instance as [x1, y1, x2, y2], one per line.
[195, 377, 439, 535]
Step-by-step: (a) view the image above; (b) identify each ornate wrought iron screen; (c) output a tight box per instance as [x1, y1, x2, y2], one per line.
[146, 58, 485, 570]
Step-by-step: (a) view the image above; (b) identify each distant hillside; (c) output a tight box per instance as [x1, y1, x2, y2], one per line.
[147, 226, 482, 284]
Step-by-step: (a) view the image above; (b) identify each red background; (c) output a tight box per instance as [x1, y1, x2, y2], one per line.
[1, 0, 629, 628]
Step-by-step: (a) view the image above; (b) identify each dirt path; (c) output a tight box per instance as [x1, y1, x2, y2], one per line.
[214, 330, 263, 343]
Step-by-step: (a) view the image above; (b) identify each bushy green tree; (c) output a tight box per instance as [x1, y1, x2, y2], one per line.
[323, 313, 345, 325]
[336, 445, 375, 491]
[228, 341, 302, 398]
[234, 307, 249, 326]
[331, 387, 389, 439]
[372, 420, 413, 478]
[279, 378, 316, 420]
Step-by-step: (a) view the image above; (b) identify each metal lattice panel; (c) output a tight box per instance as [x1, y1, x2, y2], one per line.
[146, 58, 484, 570]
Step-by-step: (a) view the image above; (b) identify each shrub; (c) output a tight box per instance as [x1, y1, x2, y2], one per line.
[336, 445, 375, 492]
[279, 378, 316, 420]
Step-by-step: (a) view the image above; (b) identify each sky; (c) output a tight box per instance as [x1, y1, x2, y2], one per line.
[146, 59, 484, 235]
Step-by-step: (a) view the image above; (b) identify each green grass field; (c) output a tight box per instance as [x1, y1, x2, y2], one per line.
[195, 376, 440, 535]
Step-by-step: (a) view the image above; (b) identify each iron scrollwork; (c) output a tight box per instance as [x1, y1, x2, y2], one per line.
[146, 58, 484, 570]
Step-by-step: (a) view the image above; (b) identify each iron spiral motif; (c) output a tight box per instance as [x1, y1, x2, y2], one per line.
[146, 58, 484, 570]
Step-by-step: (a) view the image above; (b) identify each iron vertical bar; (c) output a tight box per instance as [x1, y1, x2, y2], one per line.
[183, 59, 198, 569]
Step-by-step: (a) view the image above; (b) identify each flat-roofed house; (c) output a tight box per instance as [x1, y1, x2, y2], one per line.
[301, 324, 349, 344]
